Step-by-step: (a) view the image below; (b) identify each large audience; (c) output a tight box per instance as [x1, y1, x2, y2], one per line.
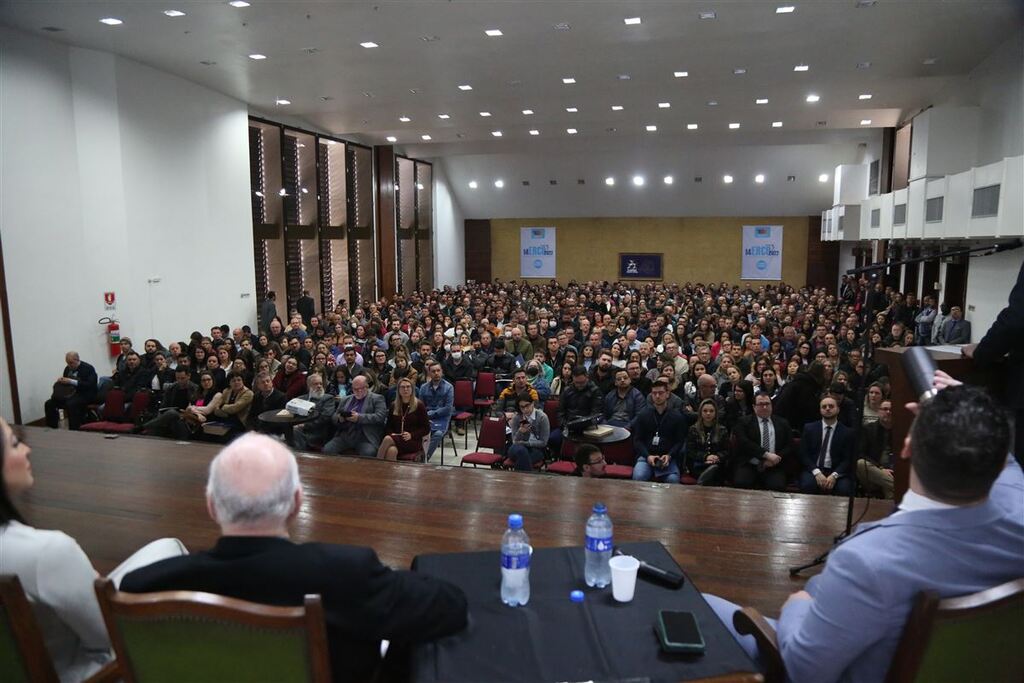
[45, 275, 968, 499]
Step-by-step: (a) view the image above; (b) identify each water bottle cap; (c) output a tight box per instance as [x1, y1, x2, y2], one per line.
[570, 590, 585, 603]
[592, 502, 607, 514]
[507, 513, 523, 530]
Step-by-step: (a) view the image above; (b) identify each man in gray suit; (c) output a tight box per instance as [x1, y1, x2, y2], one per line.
[322, 375, 387, 457]
[706, 373, 1023, 682]
[938, 305, 972, 344]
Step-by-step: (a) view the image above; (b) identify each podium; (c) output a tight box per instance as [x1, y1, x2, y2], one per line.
[875, 346, 971, 504]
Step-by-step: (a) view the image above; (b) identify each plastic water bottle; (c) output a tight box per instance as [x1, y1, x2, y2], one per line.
[584, 503, 613, 588]
[500, 513, 531, 606]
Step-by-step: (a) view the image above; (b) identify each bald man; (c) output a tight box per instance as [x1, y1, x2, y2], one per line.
[44, 351, 98, 430]
[120, 434, 467, 682]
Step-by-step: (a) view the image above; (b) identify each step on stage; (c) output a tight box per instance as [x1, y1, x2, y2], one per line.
[17, 427, 893, 616]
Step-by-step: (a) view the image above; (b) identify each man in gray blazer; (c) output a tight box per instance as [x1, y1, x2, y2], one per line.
[322, 375, 387, 457]
[939, 305, 972, 344]
[706, 375, 1024, 683]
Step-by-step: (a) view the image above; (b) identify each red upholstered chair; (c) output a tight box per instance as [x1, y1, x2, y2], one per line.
[452, 380, 476, 446]
[80, 389, 128, 432]
[600, 439, 636, 479]
[473, 372, 497, 418]
[460, 416, 508, 468]
[545, 439, 578, 475]
[543, 399, 560, 431]
[104, 392, 151, 433]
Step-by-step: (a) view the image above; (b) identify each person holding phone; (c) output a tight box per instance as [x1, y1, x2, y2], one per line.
[507, 394, 550, 472]
[631, 379, 685, 484]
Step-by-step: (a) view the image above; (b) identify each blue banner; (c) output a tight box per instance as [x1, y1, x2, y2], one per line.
[619, 253, 663, 280]
[520, 227, 556, 278]
[742, 225, 783, 280]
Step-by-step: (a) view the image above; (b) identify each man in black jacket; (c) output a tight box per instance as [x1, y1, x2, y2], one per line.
[44, 351, 98, 430]
[481, 338, 517, 376]
[247, 371, 288, 431]
[120, 434, 468, 683]
[115, 351, 153, 401]
[799, 395, 855, 496]
[732, 391, 793, 491]
[138, 367, 199, 439]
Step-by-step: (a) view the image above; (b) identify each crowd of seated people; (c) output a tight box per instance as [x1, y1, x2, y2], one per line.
[46, 275, 967, 497]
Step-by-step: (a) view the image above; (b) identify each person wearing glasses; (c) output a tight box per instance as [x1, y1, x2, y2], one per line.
[508, 394, 550, 472]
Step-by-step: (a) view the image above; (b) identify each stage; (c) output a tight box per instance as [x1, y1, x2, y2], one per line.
[15, 427, 893, 617]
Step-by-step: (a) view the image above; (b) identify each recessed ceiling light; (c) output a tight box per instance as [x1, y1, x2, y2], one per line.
[699, 10, 717, 19]
[522, 109, 534, 115]
[723, 174, 734, 184]
[755, 98, 769, 104]
[860, 119, 872, 125]
[421, 134, 432, 140]
[479, 111, 492, 117]
[562, 77, 576, 84]
[646, 125, 657, 132]
[776, 5, 796, 13]
[399, 116, 411, 122]
[566, 107, 578, 113]
[674, 71, 689, 78]
[806, 93, 820, 102]
[663, 175, 674, 185]
[923, 57, 938, 65]
[529, 129, 540, 135]
[755, 173, 766, 183]
[360, 42, 379, 49]
[694, 176, 703, 183]
[729, 122, 741, 129]
[485, 29, 503, 36]
[248, 54, 267, 60]
[468, 180, 478, 189]
[421, 35, 440, 42]
[605, 177, 615, 186]
[163, 10, 186, 17]
[733, 68, 747, 75]
[617, 74, 631, 81]
[491, 130, 502, 137]
[859, 93, 873, 100]
[458, 84, 473, 91]
[793, 64, 809, 72]
[99, 17, 123, 25]
[818, 173, 830, 183]
[632, 175, 645, 186]
[787, 175, 796, 182]
[494, 179, 504, 188]
[687, 123, 699, 130]
[438, 113, 450, 119]
[707, 100, 718, 106]
[772, 121, 784, 127]
[275, 99, 290, 105]
[228, 0, 250, 7]
[856, 0, 877, 6]
[857, 61, 872, 69]
[624, 16, 642, 25]
[566, 128, 578, 135]
[386, 136, 397, 142]
[611, 105, 624, 111]
[658, 102, 671, 108]
[553, 22, 571, 31]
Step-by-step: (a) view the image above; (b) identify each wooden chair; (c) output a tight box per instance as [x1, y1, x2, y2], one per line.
[0, 575, 117, 683]
[94, 578, 331, 683]
[733, 577, 1024, 683]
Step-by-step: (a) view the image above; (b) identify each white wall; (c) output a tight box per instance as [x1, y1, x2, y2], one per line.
[0, 27, 253, 423]
[0, 315, 12, 424]
[971, 31, 1024, 166]
[432, 160, 466, 287]
[965, 246, 1024, 344]
[837, 241, 858, 291]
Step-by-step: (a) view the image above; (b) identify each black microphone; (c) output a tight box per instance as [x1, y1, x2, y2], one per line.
[902, 346, 938, 402]
[613, 547, 685, 589]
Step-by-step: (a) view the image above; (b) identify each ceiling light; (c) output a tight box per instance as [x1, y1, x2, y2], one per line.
[228, 0, 249, 7]
[360, 42, 379, 49]
[806, 93, 820, 102]
[755, 98, 769, 104]
[469, 180, 478, 189]
[818, 173, 830, 183]
[646, 125, 657, 132]
[793, 64, 809, 72]
[674, 71, 689, 78]
[787, 175, 796, 182]
[458, 84, 473, 91]
[566, 107, 578, 113]
[421, 134, 432, 140]
[755, 173, 766, 183]
[772, 121, 783, 127]
[664, 175, 674, 185]
[278, 188, 287, 196]
[605, 177, 615, 186]
[386, 136, 397, 142]
[421, 35, 440, 42]
[275, 99, 290, 105]
[687, 123, 699, 130]
[553, 22, 571, 31]
[491, 130, 502, 137]
[562, 77, 576, 84]
[248, 54, 267, 60]
[566, 128, 578, 134]
[632, 175, 645, 186]
[438, 113, 450, 119]
[163, 10, 186, 17]
[699, 10, 717, 19]
[857, 61, 872, 69]
[611, 105, 624, 111]
[624, 16, 642, 25]
[776, 5, 796, 13]
[617, 74, 631, 81]
[494, 179, 504, 188]
[860, 119, 872, 125]
[923, 57, 938, 65]
[479, 111, 491, 117]
[859, 93, 873, 100]
[723, 175, 734, 184]
[99, 17, 123, 25]
[399, 116, 411, 122]
[658, 102, 671, 108]
[529, 129, 540, 136]
[522, 109, 534, 115]
[707, 100, 718, 106]
[729, 122, 741, 129]
[856, 0, 877, 6]
[485, 29, 503, 36]
[417, 183, 425, 190]
[733, 68, 747, 75]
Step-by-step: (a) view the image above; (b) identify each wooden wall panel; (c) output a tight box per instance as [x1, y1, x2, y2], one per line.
[805, 214, 840, 290]
[375, 146, 397, 300]
[464, 219, 492, 283]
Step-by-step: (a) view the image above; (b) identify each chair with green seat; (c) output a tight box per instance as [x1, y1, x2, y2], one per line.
[733, 576, 1024, 683]
[94, 577, 331, 683]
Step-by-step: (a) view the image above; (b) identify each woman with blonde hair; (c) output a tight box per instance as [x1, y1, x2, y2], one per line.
[377, 377, 430, 461]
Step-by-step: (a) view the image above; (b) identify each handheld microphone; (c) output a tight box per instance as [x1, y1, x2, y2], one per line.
[613, 547, 685, 589]
[902, 346, 938, 402]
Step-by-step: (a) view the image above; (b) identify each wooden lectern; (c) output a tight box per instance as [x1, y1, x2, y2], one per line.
[875, 347, 972, 504]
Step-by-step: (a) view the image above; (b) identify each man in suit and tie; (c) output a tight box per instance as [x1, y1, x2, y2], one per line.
[799, 394, 855, 496]
[938, 305, 972, 344]
[732, 391, 793, 491]
[705, 374, 1023, 682]
[44, 351, 98, 430]
[323, 374, 387, 457]
[120, 433, 468, 683]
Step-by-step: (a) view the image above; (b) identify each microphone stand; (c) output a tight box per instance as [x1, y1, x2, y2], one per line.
[788, 481, 857, 576]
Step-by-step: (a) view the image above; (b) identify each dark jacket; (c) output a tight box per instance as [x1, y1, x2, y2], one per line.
[589, 365, 617, 396]
[63, 361, 98, 401]
[558, 380, 603, 427]
[442, 356, 476, 384]
[860, 420, 894, 468]
[800, 420, 855, 477]
[120, 536, 468, 683]
[633, 405, 687, 464]
[602, 387, 646, 428]
[162, 381, 199, 411]
[684, 422, 731, 473]
[733, 414, 793, 468]
[116, 365, 153, 400]
[273, 369, 308, 400]
[247, 388, 288, 430]
[480, 351, 517, 376]
[774, 372, 822, 432]
[974, 260, 1024, 409]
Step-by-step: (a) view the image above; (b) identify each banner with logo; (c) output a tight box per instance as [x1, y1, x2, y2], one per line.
[520, 227, 556, 278]
[619, 253, 663, 280]
[741, 225, 784, 280]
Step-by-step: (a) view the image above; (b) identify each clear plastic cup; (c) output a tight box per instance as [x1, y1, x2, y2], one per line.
[609, 555, 640, 602]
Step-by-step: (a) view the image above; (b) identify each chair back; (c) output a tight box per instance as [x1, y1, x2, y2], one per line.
[601, 439, 635, 466]
[94, 578, 331, 683]
[100, 389, 127, 421]
[453, 380, 474, 410]
[126, 392, 151, 421]
[543, 399, 560, 430]
[0, 575, 59, 683]
[475, 372, 497, 399]
[476, 416, 508, 453]
[559, 438, 579, 461]
[886, 577, 1024, 683]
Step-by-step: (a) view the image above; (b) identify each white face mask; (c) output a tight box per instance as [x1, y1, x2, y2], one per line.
[444, 343, 451, 351]
[549, 321, 557, 329]
[504, 330, 512, 338]
[451, 352, 462, 361]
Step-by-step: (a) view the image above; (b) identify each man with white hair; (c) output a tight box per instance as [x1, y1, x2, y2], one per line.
[120, 434, 468, 682]
[291, 373, 337, 451]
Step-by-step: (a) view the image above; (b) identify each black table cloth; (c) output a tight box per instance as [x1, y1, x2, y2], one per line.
[410, 541, 759, 683]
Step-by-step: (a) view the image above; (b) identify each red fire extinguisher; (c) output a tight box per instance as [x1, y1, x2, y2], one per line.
[99, 317, 120, 357]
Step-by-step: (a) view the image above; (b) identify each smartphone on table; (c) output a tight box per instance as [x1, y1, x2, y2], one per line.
[655, 610, 706, 654]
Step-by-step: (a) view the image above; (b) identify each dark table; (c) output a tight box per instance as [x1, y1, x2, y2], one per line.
[257, 408, 310, 441]
[410, 541, 760, 683]
[568, 424, 632, 445]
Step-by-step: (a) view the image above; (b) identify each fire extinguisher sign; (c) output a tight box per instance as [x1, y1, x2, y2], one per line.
[104, 292, 116, 310]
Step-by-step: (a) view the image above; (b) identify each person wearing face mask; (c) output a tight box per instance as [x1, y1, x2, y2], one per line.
[442, 345, 476, 384]
[292, 373, 339, 452]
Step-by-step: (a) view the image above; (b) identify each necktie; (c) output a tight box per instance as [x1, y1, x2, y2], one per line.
[761, 418, 770, 451]
[818, 425, 833, 469]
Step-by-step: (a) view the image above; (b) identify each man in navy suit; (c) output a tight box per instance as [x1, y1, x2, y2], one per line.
[798, 394, 855, 497]
[44, 351, 98, 430]
[706, 374, 1024, 683]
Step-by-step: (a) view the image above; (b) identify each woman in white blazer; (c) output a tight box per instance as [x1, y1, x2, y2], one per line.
[0, 418, 186, 682]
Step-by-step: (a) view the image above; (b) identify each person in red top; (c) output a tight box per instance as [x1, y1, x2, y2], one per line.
[273, 356, 307, 400]
[377, 377, 430, 460]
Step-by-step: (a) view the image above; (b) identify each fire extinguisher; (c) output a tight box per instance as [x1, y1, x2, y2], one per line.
[99, 317, 120, 357]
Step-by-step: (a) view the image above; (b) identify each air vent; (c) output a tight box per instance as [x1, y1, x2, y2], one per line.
[553, 22, 571, 31]
[549, 179, 558, 185]
[972, 185, 1000, 217]
[522, 180, 530, 186]
[694, 176, 703, 183]
[787, 175, 796, 182]
[925, 196, 944, 222]
[870, 208, 881, 227]
[893, 203, 907, 225]
[577, 179, 585, 185]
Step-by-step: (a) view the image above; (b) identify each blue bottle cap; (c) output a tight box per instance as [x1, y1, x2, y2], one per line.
[593, 502, 607, 514]
[570, 590, 585, 603]
[508, 513, 523, 530]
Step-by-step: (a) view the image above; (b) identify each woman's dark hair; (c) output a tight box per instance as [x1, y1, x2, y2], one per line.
[0, 427, 27, 525]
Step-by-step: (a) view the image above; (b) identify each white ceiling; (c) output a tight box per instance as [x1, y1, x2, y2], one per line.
[2, 0, 1020, 217]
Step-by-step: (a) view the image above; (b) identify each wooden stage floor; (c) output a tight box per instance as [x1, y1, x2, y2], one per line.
[16, 427, 893, 617]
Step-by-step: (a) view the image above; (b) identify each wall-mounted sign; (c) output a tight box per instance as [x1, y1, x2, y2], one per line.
[618, 253, 663, 280]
